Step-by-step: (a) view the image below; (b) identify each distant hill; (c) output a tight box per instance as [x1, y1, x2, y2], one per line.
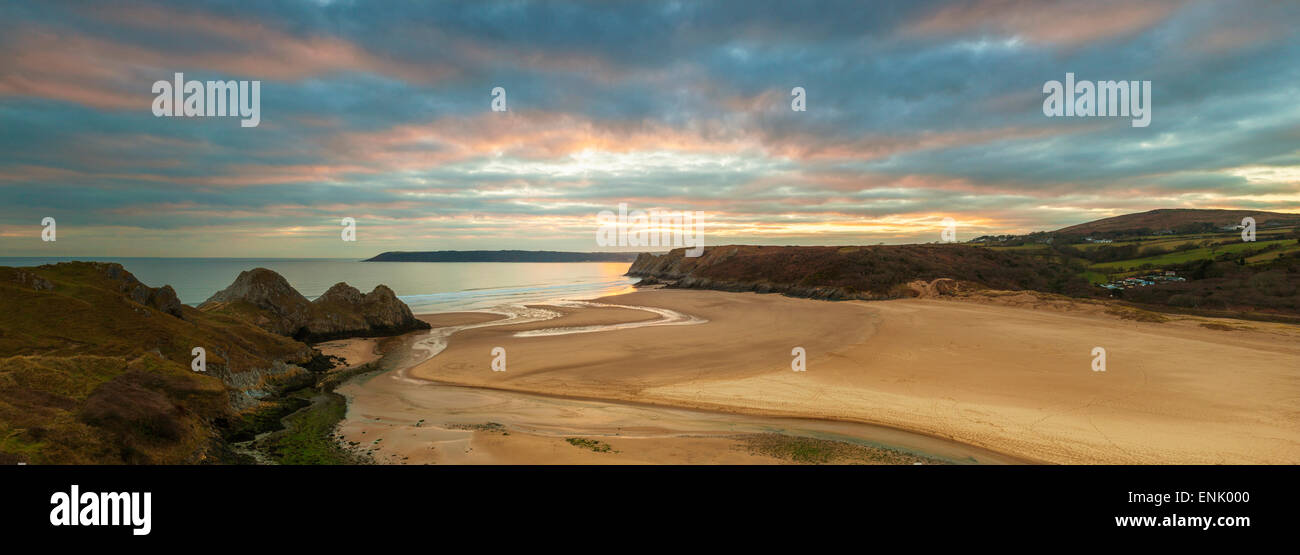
[1055, 209, 1300, 235]
[364, 250, 642, 263]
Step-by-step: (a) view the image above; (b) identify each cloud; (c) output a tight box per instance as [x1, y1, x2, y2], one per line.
[1, 0, 1297, 257]
[905, 0, 1185, 46]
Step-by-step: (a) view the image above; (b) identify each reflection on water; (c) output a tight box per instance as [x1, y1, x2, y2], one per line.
[401, 278, 638, 313]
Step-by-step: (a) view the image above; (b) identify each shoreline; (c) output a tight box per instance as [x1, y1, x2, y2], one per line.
[334, 288, 1300, 464]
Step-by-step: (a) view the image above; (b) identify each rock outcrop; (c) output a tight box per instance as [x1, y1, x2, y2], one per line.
[305, 282, 427, 340]
[200, 268, 430, 342]
[201, 268, 313, 335]
[9, 268, 54, 291]
[91, 262, 185, 318]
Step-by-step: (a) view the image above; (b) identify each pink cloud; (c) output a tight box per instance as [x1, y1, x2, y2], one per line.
[907, 0, 1185, 46]
[0, 5, 456, 110]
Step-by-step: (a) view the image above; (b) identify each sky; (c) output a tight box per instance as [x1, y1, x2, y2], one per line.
[1, 0, 1298, 258]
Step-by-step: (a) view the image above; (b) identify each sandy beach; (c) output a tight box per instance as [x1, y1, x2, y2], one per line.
[337, 289, 1300, 464]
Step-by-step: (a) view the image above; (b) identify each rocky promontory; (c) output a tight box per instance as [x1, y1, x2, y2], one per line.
[304, 282, 428, 340]
[627, 244, 1095, 300]
[200, 268, 430, 342]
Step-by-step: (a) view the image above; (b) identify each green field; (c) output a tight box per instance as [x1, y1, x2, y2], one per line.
[1076, 236, 1212, 251]
[1088, 238, 1292, 272]
[986, 244, 1052, 253]
[1245, 242, 1300, 263]
[1080, 270, 1109, 284]
[976, 226, 1298, 287]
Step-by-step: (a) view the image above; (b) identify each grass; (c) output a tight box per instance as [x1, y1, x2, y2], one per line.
[1088, 239, 1292, 272]
[565, 437, 615, 453]
[448, 422, 509, 434]
[1075, 236, 1220, 251]
[1105, 305, 1170, 323]
[258, 390, 360, 465]
[986, 244, 1051, 252]
[1244, 242, 1300, 263]
[1080, 271, 1109, 285]
[223, 395, 312, 443]
[741, 434, 940, 465]
[1200, 322, 1247, 332]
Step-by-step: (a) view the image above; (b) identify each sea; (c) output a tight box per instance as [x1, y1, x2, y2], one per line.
[0, 257, 638, 313]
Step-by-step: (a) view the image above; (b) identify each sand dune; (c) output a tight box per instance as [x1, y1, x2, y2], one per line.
[396, 289, 1300, 464]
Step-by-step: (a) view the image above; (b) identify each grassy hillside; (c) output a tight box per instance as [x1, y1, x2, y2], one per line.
[628, 226, 1300, 321]
[628, 244, 1097, 299]
[1055, 208, 1300, 236]
[982, 224, 1300, 320]
[0, 262, 316, 464]
[1085, 239, 1293, 272]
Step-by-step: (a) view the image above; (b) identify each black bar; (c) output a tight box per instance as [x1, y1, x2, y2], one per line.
[3, 465, 1289, 543]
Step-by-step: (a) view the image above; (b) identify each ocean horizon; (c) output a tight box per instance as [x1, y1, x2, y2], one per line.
[0, 257, 637, 313]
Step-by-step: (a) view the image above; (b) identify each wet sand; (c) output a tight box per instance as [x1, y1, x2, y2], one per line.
[315, 338, 382, 368]
[374, 289, 1300, 464]
[318, 312, 508, 369]
[337, 375, 1018, 465]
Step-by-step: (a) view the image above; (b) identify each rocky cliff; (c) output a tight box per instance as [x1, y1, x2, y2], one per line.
[200, 268, 430, 342]
[0, 262, 321, 464]
[627, 244, 1095, 300]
